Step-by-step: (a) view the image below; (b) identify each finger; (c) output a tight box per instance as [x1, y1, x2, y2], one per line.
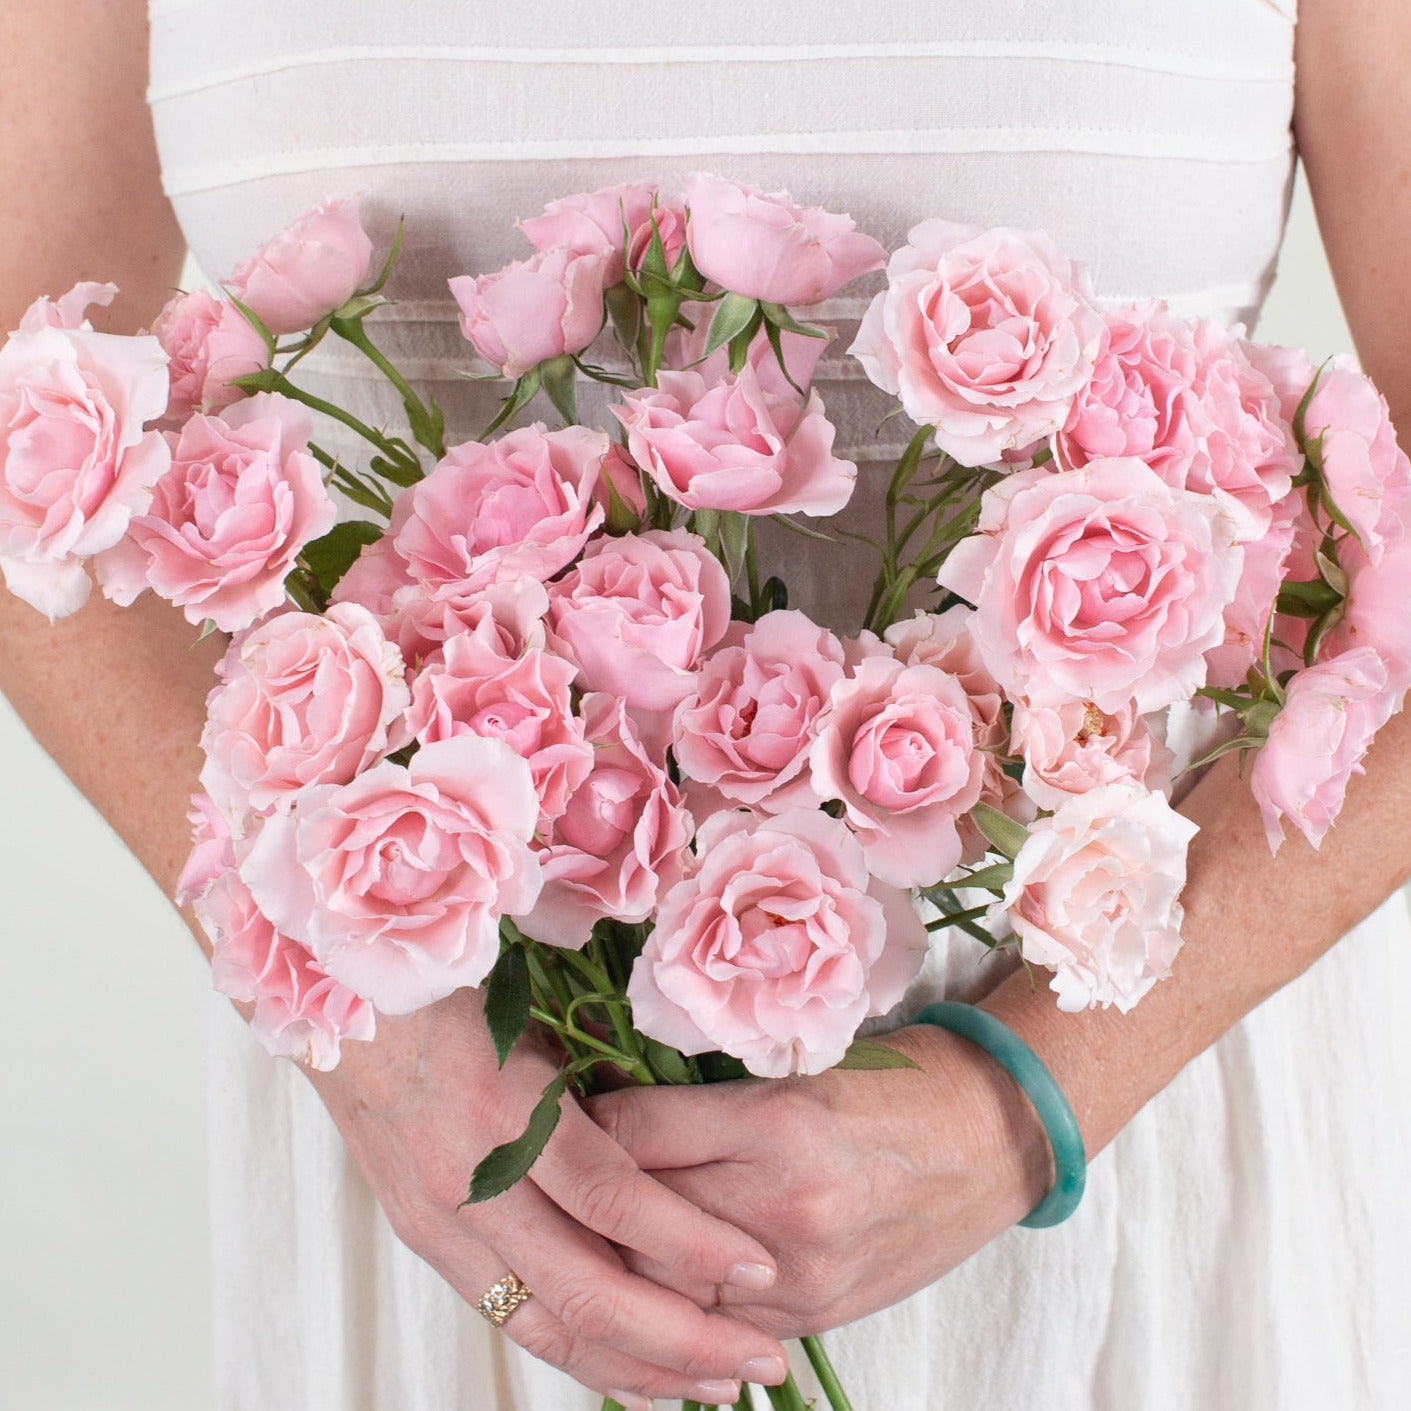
[585, 1080, 763, 1170]
[533, 1101, 778, 1295]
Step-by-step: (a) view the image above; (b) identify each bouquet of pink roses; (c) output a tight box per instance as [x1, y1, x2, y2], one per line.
[3, 175, 1408, 1411]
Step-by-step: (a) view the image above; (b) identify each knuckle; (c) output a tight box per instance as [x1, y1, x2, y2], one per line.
[784, 1181, 838, 1248]
[557, 1274, 626, 1342]
[512, 1317, 578, 1372]
[573, 1171, 637, 1237]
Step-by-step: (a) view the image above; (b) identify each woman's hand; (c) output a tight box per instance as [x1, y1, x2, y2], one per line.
[305, 988, 791, 1408]
[586, 1022, 1052, 1341]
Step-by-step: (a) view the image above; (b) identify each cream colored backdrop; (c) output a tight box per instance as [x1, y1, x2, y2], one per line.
[0, 170, 1359, 1409]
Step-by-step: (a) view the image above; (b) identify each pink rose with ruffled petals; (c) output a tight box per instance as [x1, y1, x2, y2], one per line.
[851, 221, 1104, 465]
[517, 693, 691, 950]
[1205, 502, 1296, 690]
[547, 528, 731, 713]
[683, 174, 885, 306]
[939, 458, 1243, 713]
[176, 793, 236, 907]
[152, 289, 270, 423]
[97, 392, 336, 631]
[997, 783, 1197, 1012]
[225, 196, 374, 336]
[1012, 700, 1172, 811]
[1326, 536, 1411, 697]
[450, 247, 609, 379]
[519, 182, 666, 285]
[628, 809, 928, 1077]
[241, 735, 541, 1014]
[200, 602, 411, 822]
[1252, 648, 1399, 852]
[673, 610, 847, 812]
[1243, 340, 1317, 428]
[0, 284, 170, 617]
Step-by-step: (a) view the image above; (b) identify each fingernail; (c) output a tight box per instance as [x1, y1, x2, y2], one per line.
[725, 1261, 775, 1291]
[738, 1355, 788, 1385]
[606, 1392, 652, 1411]
[690, 1380, 740, 1404]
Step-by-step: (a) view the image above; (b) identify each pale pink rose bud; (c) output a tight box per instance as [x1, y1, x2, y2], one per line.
[939, 458, 1244, 714]
[594, 442, 648, 521]
[519, 181, 663, 285]
[546, 528, 732, 713]
[1251, 648, 1399, 853]
[449, 246, 610, 379]
[683, 173, 885, 306]
[851, 220, 1104, 466]
[199, 869, 375, 1071]
[516, 692, 692, 950]
[199, 602, 411, 822]
[0, 285, 170, 618]
[152, 289, 270, 422]
[628, 808, 928, 1077]
[1012, 700, 1173, 811]
[626, 200, 689, 277]
[96, 392, 336, 631]
[224, 195, 374, 335]
[176, 792, 236, 907]
[241, 735, 542, 1015]
[996, 783, 1198, 1013]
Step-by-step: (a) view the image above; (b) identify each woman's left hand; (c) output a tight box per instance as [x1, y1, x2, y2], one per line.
[585, 1021, 1052, 1339]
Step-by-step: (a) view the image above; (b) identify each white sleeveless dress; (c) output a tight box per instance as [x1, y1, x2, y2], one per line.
[147, 2, 1411, 1406]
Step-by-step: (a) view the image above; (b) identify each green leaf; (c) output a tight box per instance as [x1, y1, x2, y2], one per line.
[483, 944, 532, 1068]
[1276, 576, 1343, 619]
[695, 1052, 750, 1083]
[331, 292, 391, 322]
[704, 292, 761, 358]
[300, 520, 384, 596]
[969, 802, 1030, 861]
[482, 367, 541, 438]
[640, 1036, 694, 1086]
[833, 1039, 922, 1072]
[761, 576, 788, 613]
[930, 859, 1014, 894]
[717, 510, 751, 583]
[605, 280, 643, 353]
[757, 301, 829, 340]
[539, 354, 579, 426]
[462, 1072, 567, 1205]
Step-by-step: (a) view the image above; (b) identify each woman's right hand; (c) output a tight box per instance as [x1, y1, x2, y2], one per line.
[306, 988, 790, 1408]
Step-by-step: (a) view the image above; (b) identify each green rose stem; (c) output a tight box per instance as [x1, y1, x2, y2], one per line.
[802, 1336, 854, 1411]
[256, 371, 422, 479]
[331, 315, 448, 459]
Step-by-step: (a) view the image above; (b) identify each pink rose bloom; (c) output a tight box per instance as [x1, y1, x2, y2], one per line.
[97, 392, 336, 631]
[450, 246, 610, 379]
[1251, 648, 1399, 852]
[1242, 340, 1317, 429]
[406, 632, 593, 830]
[683, 173, 884, 306]
[517, 693, 692, 951]
[519, 181, 670, 285]
[199, 869, 375, 1071]
[328, 526, 428, 658]
[997, 783, 1198, 1013]
[850, 220, 1104, 465]
[393, 424, 607, 598]
[402, 574, 552, 665]
[547, 528, 731, 713]
[0, 284, 170, 618]
[152, 289, 270, 423]
[225, 195, 374, 336]
[938, 458, 1243, 713]
[810, 655, 983, 888]
[1012, 700, 1173, 811]
[200, 602, 411, 822]
[242, 735, 542, 1014]
[175, 792, 236, 907]
[628, 808, 928, 1077]
[1326, 535, 1411, 697]
[673, 610, 847, 813]
[1204, 502, 1297, 690]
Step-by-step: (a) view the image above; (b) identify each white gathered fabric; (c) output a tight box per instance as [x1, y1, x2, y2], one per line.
[148, 2, 1411, 1407]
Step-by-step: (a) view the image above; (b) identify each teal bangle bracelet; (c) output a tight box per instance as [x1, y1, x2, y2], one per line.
[913, 1000, 1087, 1229]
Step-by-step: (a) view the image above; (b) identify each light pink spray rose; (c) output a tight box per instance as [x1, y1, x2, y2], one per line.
[200, 869, 375, 1071]
[1011, 700, 1173, 811]
[628, 808, 928, 1078]
[850, 220, 1104, 465]
[682, 173, 885, 306]
[997, 783, 1198, 1013]
[224, 195, 374, 335]
[939, 458, 1243, 713]
[0, 283, 170, 617]
[200, 603, 411, 822]
[1251, 648, 1399, 852]
[1204, 502, 1297, 691]
[1325, 535, 1411, 697]
[517, 693, 692, 951]
[809, 654, 983, 888]
[152, 289, 270, 422]
[672, 610, 847, 813]
[175, 792, 236, 907]
[518, 181, 676, 285]
[450, 247, 610, 379]
[242, 735, 542, 1014]
[97, 392, 336, 631]
[546, 528, 732, 713]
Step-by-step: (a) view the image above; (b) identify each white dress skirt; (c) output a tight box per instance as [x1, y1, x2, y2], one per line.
[146, 0, 1411, 1405]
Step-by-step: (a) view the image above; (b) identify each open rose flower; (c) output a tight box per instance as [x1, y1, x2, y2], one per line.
[152, 288, 270, 423]
[1325, 535, 1411, 697]
[0, 283, 170, 618]
[176, 792, 236, 907]
[628, 808, 928, 1077]
[97, 392, 336, 631]
[996, 783, 1198, 1012]
[851, 220, 1104, 465]
[518, 181, 678, 285]
[241, 735, 542, 1014]
[1012, 699, 1173, 811]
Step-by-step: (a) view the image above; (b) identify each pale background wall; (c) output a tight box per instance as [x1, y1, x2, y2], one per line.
[0, 169, 1360, 1409]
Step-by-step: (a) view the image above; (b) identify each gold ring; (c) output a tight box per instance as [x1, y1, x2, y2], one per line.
[477, 1271, 533, 1328]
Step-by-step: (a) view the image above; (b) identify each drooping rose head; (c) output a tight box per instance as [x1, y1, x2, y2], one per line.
[224, 195, 374, 335]
[683, 174, 885, 306]
[518, 181, 666, 285]
[152, 289, 270, 423]
[627, 808, 928, 1077]
[850, 220, 1104, 466]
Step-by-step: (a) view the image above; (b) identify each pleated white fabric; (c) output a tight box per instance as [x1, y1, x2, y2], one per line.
[149, 1, 1411, 1406]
